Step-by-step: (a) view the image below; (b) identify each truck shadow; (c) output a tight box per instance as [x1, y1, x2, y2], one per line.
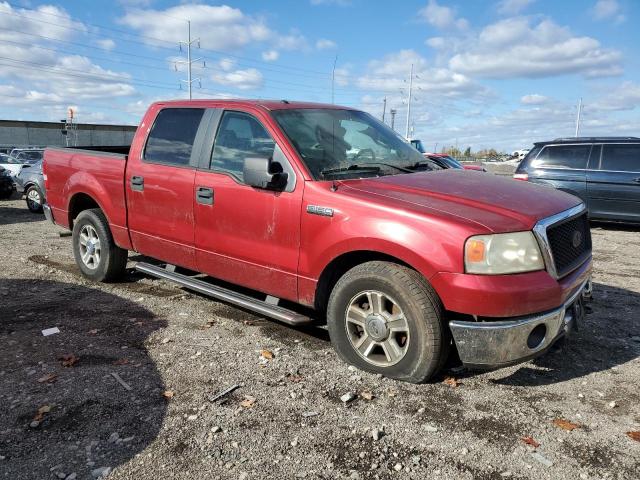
[0, 205, 44, 225]
[0, 279, 167, 478]
[490, 282, 640, 386]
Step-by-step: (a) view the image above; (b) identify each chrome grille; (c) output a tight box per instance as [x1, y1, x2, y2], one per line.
[533, 204, 592, 279]
[546, 213, 591, 277]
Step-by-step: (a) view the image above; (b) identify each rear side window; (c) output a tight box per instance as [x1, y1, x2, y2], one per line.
[601, 144, 640, 172]
[531, 145, 591, 169]
[144, 108, 205, 166]
[210, 111, 275, 181]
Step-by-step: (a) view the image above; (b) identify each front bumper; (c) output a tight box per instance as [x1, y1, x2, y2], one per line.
[449, 278, 590, 369]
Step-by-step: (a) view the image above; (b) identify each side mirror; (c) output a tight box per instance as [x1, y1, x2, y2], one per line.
[243, 156, 288, 190]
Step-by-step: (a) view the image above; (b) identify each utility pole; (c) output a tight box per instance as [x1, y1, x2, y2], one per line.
[390, 109, 397, 131]
[382, 97, 387, 123]
[575, 97, 583, 137]
[176, 20, 202, 99]
[331, 55, 338, 104]
[405, 63, 413, 139]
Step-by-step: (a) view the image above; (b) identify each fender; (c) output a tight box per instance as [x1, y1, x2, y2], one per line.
[64, 169, 132, 250]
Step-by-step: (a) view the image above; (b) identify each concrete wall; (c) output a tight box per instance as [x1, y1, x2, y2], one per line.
[0, 120, 137, 148]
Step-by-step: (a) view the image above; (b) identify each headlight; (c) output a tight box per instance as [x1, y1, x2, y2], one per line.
[464, 231, 544, 274]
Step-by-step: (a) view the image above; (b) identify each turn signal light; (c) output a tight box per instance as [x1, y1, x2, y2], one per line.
[513, 173, 528, 181]
[465, 239, 486, 263]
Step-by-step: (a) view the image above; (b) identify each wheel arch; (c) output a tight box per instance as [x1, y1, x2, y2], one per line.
[314, 250, 417, 314]
[67, 192, 104, 229]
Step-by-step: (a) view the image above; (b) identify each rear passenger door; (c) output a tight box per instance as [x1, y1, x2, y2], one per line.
[126, 107, 209, 270]
[586, 143, 640, 222]
[528, 144, 591, 202]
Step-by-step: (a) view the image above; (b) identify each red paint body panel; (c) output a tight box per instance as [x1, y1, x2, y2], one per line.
[44, 99, 589, 321]
[431, 258, 592, 317]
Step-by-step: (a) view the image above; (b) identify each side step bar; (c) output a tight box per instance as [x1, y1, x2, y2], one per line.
[135, 262, 313, 326]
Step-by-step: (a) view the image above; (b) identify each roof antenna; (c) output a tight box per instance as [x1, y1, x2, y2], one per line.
[331, 180, 338, 192]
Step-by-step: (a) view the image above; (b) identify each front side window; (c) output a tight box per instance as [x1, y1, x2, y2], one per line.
[144, 108, 205, 166]
[210, 111, 275, 181]
[531, 144, 591, 169]
[601, 144, 640, 172]
[272, 109, 425, 180]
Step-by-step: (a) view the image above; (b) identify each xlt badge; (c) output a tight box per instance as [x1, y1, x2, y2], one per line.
[307, 205, 334, 217]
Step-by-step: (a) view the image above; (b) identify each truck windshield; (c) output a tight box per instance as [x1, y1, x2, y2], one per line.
[272, 108, 427, 180]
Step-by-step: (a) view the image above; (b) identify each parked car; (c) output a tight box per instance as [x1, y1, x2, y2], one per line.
[0, 149, 44, 176]
[14, 160, 45, 212]
[43, 100, 592, 383]
[0, 165, 14, 199]
[409, 140, 486, 171]
[425, 153, 487, 172]
[514, 137, 640, 223]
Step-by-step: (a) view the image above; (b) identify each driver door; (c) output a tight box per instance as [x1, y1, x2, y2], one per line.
[193, 109, 303, 301]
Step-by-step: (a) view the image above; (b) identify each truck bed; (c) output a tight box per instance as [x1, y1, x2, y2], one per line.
[43, 146, 131, 249]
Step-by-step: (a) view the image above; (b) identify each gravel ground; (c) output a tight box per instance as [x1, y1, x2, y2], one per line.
[1, 193, 639, 480]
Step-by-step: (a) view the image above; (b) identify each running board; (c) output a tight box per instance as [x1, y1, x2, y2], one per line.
[135, 262, 312, 326]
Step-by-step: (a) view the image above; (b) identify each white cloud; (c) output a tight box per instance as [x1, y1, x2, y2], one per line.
[211, 58, 263, 90]
[0, 2, 135, 112]
[360, 50, 485, 96]
[310, 0, 351, 6]
[120, 4, 307, 52]
[496, 0, 534, 15]
[96, 38, 116, 51]
[520, 94, 549, 105]
[590, 81, 640, 111]
[261, 50, 279, 61]
[447, 17, 623, 79]
[418, 0, 468, 30]
[0, 2, 87, 42]
[591, 0, 625, 23]
[316, 38, 337, 50]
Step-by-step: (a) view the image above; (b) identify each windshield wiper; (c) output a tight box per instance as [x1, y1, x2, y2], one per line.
[321, 164, 381, 175]
[321, 162, 413, 176]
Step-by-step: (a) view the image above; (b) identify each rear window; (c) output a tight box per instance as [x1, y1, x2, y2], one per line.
[144, 108, 205, 166]
[531, 144, 591, 169]
[601, 144, 640, 172]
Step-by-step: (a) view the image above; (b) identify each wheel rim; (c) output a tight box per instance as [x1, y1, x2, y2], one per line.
[27, 189, 41, 209]
[344, 290, 410, 367]
[78, 225, 101, 270]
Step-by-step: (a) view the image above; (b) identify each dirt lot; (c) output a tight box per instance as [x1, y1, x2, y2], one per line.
[1, 195, 639, 480]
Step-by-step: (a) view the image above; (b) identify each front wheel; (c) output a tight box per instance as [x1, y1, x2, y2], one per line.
[25, 185, 44, 213]
[72, 208, 128, 282]
[327, 261, 449, 383]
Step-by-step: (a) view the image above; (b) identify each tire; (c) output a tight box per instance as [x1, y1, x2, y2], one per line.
[72, 208, 128, 282]
[25, 185, 44, 213]
[327, 261, 449, 383]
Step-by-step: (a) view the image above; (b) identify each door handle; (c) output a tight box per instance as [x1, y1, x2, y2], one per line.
[196, 186, 214, 205]
[633, 177, 640, 183]
[131, 175, 144, 191]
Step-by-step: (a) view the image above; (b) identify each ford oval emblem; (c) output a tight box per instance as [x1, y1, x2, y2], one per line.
[572, 230, 582, 248]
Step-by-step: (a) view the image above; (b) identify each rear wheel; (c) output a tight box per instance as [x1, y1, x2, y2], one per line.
[327, 261, 449, 383]
[72, 209, 127, 282]
[25, 185, 44, 213]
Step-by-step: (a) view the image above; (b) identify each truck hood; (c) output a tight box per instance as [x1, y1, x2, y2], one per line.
[341, 170, 582, 233]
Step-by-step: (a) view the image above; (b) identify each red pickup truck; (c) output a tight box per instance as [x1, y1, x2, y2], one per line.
[43, 100, 592, 383]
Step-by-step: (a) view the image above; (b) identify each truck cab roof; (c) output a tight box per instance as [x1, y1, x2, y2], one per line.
[152, 99, 348, 112]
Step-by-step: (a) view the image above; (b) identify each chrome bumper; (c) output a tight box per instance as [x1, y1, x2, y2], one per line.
[449, 278, 590, 369]
[43, 203, 55, 224]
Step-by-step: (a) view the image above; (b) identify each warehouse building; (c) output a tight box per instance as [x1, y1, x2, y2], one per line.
[0, 119, 137, 149]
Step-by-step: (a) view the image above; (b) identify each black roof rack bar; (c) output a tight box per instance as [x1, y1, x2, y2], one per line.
[551, 136, 640, 141]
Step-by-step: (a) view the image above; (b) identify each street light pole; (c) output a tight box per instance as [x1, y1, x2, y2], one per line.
[405, 63, 413, 139]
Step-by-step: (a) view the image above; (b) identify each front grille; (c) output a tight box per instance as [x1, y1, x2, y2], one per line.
[546, 212, 591, 277]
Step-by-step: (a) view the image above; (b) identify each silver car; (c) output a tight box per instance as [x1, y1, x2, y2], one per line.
[14, 159, 45, 213]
